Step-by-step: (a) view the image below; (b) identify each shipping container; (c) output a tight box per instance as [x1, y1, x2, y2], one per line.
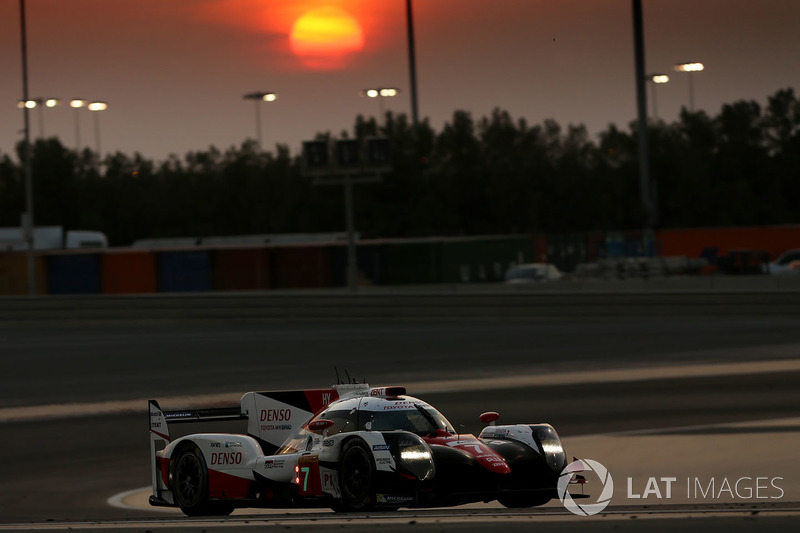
[330, 244, 384, 287]
[0, 252, 47, 295]
[157, 250, 213, 292]
[271, 245, 332, 289]
[545, 233, 587, 273]
[657, 226, 800, 261]
[382, 241, 441, 285]
[213, 248, 271, 291]
[101, 250, 157, 294]
[46, 253, 101, 294]
[440, 236, 532, 283]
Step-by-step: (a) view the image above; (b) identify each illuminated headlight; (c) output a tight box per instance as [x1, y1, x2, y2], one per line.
[532, 425, 567, 473]
[400, 448, 431, 462]
[395, 437, 434, 481]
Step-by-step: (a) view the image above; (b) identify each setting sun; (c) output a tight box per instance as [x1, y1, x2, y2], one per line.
[290, 6, 365, 70]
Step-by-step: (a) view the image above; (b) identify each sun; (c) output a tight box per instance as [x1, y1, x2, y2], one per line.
[290, 6, 365, 70]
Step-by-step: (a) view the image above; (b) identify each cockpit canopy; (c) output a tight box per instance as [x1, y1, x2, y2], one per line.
[277, 396, 455, 454]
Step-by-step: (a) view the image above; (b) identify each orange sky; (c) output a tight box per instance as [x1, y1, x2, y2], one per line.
[1, 0, 798, 163]
[195, 0, 399, 71]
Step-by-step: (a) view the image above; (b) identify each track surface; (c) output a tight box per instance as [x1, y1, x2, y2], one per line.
[1, 315, 799, 529]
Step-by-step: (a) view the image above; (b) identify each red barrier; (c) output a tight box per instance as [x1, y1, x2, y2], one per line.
[101, 251, 157, 294]
[271, 246, 332, 289]
[213, 248, 271, 291]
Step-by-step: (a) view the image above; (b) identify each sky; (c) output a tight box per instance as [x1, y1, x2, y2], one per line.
[1, 0, 799, 163]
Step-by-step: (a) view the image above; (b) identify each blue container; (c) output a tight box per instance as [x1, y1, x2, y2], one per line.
[157, 251, 213, 292]
[330, 244, 385, 286]
[46, 254, 101, 294]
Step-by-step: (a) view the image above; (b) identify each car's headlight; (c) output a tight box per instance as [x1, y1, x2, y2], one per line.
[531, 425, 566, 473]
[385, 433, 435, 481]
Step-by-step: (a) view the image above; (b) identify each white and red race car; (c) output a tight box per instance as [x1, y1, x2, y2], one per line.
[149, 383, 570, 515]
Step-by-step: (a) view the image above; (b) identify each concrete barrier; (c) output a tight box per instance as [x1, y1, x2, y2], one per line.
[0, 282, 798, 320]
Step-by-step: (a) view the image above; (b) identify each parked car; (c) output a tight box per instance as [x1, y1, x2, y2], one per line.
[504, 263, 563, 283]
[764, 249, 800, 274]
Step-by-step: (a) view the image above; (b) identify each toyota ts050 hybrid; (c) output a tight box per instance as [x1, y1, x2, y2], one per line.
[148, 383, 573, 516]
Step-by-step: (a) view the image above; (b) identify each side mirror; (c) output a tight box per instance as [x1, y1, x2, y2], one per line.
[479, 411, 500, 425]
[308, 419, 335, 437]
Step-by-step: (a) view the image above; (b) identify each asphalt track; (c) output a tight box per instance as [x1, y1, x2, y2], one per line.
[1, 313, 799, 531]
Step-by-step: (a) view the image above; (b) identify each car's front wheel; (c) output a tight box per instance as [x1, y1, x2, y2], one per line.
[334, 439, 375, 512]
[171, 444, 234, 516]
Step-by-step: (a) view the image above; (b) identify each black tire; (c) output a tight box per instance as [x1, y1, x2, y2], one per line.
[497, 492, 551, 508]
[171, 444, 234, 517]
[335, 439, 375, 512]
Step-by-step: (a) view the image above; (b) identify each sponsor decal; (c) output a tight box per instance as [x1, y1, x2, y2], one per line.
[261, 408, 292, 422]
[322, 471, 337, 491]
[376, 494, 415, 504]
[225, 441, 242, 448]
[260, 424, 292, 431]
[211, 442, 221, 448]
[323, 438, 335, 447]
[210, 452, 243, 466]
[322, 392, 333, 405]
[373, 444, 391, 451]
[264, 459, 285, 469]
[376, 457, 392, 465]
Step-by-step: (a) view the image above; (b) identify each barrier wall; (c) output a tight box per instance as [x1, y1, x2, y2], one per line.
[2, 227, 800, 296]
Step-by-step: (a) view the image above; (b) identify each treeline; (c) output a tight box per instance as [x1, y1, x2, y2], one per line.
[0, 88, 798, 247]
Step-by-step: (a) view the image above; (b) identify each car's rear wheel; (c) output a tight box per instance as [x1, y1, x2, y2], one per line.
[334, 439, 375, 512]
[172, 444, 234, 516]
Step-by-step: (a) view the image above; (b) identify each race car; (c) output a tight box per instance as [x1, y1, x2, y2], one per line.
[148, 382, 571, 516]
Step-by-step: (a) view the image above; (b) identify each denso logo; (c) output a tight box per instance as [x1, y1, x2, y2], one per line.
[210, 452, 243, 465]
[260, 408, 291, 422]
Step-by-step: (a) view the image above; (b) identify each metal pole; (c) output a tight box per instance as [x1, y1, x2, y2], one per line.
[649, 82, 658, 119]
[19, 0, 36, 295]
[687, 72, 695, 112]
[344, 172, 357, 291]
[94, 111, 102, 158]
[37, 104, 44, 138]
[74, 107, 81, 150]
[254, 99, 262, 150]
[632, 0, 655, 229]
[405, 0, 419, 126]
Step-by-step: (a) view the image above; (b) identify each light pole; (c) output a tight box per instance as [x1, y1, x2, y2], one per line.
[16, 97, 59, 138]
[360, 87, 398, 124]
[19, 0, 36, 295]
[70, 98, 87, 150]
[243, 91, 277, 151]
[673, 62, 704, 112]
[405, 0, 419, 126]
[88, 101, 108, 157]
[646, 74, 669, 119]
